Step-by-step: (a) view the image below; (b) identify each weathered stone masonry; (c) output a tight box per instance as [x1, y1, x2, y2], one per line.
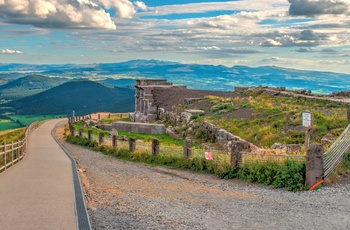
[132, 79, 185, 122]
[131, 79, 240, 122]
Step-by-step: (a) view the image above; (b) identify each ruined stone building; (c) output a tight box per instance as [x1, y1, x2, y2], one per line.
[131, 79, 238, 122]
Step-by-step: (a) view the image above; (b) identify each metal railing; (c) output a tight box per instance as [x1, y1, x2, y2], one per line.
[323, 124, 350, 178]
[0, 121, 39, 172]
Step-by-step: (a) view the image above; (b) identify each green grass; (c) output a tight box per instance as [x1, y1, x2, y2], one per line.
[0, 114, 65, 131]
[187, 94, 349, 149]
[328, 151, 350, 183]
[73, 123, 184, 146]
[0, 120, 21, 131]
[66, 134, 307, 191]
[0, 128, 26, 143]
[9, 114, 63, 126]
[101, 113, 130, 123]
[116, 131, 184, 146]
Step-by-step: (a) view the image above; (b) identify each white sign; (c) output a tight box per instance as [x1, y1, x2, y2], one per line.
[302, 111, 313, 128]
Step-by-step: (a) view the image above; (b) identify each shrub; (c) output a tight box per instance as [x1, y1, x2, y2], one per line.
[65, 134, 307, 191]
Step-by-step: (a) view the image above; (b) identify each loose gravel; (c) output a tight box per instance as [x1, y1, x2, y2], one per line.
[59, 140, 350, 230]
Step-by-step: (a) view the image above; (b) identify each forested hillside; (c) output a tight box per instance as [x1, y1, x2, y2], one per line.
[0, 75, 67, 100]
[5, 80, 135, 116]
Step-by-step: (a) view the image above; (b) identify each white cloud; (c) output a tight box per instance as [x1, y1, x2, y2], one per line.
[140, 0, 288, 17]
[1, 49, 23, 54]
[0, 0, 147, 29]
[135, 1, 147, 11]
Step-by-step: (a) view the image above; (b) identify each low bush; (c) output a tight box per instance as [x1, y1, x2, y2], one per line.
[65, 135, 307, 191]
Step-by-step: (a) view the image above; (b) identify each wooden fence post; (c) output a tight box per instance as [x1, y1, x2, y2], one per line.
[152, 139, 160, 156]
[19, 140, 23, 158]
[230, 141, 244, 168]
[2, 143, 5, 170]
[98, 114, 101, 120]
[306, 144, 323, 189]
[112, 135, 118, 148]
[88, 130, 92, 141]
[11, 142, 14, 166]
[99, 132, 104, 145]
[79, 127, 83, 137]
[69, 122, 75, 136]
[129, 138, 136, 152]
[184, 138, 192, 159]
[15, 141, 18, 160]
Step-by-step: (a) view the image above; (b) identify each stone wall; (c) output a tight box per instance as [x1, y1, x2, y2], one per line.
[157, 108, 262, 152]
[132, 79, 176, 122]
[102, 121, 166, 135]
[132, 79, 240, 122]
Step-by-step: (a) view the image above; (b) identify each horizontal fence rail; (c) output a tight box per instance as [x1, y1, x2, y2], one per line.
[72, 128, 306, 166]
[241, 152, 306, 165]
[0, 121, 39, 172]
[323, 124, 350, 178]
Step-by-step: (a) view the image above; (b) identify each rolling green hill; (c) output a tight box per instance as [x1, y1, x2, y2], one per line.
[4, 80, 135, 116]
[0, 74, 68, 100]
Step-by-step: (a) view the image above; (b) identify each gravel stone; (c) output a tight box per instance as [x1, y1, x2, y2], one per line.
[60, 141, 350, 230]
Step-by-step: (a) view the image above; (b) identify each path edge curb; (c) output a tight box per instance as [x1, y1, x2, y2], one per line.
[51, 120, 92, 230]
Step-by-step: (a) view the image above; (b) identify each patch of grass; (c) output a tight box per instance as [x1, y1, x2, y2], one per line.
[202, 94, 348, 148]
[66, 134, 307, 191]
[101, 113, 130, 123]
[0, 121, 21, 131]
[328, 151, 350, 182]
[0, 114, 64, 131]
[0, 128, 26, 143]
[72, 123, 184, 146]
[117, 131, 184, 146]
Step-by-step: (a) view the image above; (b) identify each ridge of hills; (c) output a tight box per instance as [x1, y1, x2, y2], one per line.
[4, 80, 135, 116]
[0, 74, 68, 100]
[1, 59, 350, 94]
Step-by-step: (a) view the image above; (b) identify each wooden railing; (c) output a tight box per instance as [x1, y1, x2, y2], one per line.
[0, 121, 39, 172]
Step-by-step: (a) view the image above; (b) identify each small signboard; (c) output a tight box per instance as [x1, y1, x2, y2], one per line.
[302, 111, 313, 128]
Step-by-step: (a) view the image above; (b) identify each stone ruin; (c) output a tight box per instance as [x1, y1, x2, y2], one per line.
[131, 79, 186, 122]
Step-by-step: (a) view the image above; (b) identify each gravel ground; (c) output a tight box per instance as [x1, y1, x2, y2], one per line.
[56, 132, 350, 229]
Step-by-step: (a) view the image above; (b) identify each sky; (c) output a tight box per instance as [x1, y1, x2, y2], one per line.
[1, 0, 350, 73]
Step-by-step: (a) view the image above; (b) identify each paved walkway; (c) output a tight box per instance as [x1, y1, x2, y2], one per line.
[0, 119, 76, 230]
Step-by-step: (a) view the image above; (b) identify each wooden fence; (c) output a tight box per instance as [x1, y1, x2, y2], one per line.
[0, 122, 39, 172]
[70, 126, 307, 168]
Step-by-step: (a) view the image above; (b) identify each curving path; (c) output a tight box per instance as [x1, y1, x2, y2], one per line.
[0, 119, 76, 230]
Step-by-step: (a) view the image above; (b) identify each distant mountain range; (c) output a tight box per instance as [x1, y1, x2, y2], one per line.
[1, 59, 350, 94]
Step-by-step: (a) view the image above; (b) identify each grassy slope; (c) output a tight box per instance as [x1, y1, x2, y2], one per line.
[0, 128, 25, 143]
[186, 92, 348, 148]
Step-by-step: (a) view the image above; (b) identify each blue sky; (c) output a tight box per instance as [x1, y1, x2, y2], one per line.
[1, 0, 350, 73]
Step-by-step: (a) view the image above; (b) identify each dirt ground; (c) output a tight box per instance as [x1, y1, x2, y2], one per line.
[55, 126, 350, 230]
